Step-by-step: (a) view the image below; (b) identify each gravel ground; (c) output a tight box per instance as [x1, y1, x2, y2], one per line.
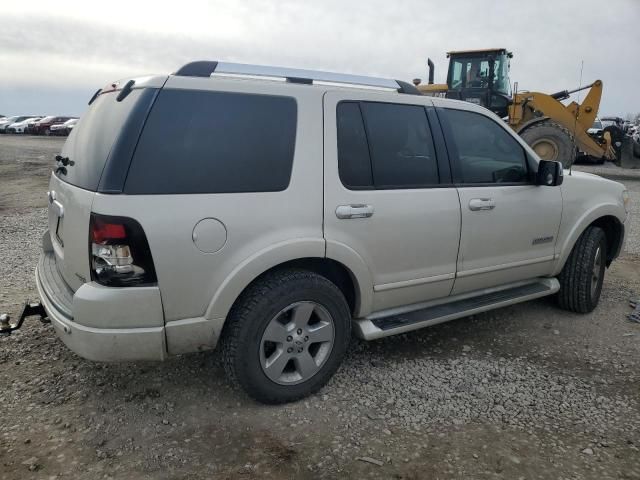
[1, 136, 639, 480]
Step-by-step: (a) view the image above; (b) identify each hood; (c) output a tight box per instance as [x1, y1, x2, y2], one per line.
[564, 169, 626, 191]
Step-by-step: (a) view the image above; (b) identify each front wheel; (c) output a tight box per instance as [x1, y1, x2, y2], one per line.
[557, 226, 607, 313]
[221, 269, 351, 404]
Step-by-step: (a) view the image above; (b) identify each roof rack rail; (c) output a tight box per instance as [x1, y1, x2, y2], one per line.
[173, 61, 421, 95]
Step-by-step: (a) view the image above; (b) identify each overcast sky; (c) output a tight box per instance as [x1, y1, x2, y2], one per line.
[1, 0, 639, 117]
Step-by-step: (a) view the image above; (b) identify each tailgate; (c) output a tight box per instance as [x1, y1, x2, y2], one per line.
[48, 173, 95, 291]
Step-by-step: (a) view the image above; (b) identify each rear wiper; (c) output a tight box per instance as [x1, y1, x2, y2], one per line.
[116, 80, 135, 102]
[88, 88, 102, 105]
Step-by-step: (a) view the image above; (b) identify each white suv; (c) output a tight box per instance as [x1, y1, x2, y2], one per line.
[33, 61, 629, 403]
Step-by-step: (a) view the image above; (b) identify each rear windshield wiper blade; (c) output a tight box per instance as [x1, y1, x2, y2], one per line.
[88, 88, 101, 105]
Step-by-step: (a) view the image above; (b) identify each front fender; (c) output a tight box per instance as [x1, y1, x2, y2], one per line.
[552, 203, 625, 276]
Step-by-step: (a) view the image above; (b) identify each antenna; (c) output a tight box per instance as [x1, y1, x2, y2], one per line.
[569, 60, 584, 176]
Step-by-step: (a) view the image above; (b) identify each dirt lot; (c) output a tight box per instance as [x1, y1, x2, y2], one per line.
[1, 135, 639, 480]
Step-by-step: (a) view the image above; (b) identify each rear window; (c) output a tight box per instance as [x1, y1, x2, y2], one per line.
[336, 101, 439, 189]
[337, 102, 373, 188]
[57, 89, 147, 191]
[361, 102, 439, 188]
[124, 89, 297, 194]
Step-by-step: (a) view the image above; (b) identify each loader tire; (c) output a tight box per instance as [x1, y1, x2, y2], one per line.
[519, 120, 575, 167]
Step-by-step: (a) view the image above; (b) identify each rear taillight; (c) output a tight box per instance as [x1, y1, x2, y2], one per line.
[89, 213, 157, 287]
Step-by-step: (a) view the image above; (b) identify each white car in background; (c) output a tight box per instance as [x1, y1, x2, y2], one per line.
[587, 118, 603, 136]
[49, 118, 78, 136]
[0, 116, 30, 133]
[7, 117, 42, 133]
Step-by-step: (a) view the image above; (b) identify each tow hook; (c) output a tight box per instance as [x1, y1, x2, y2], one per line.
[0, 302, 49, 337]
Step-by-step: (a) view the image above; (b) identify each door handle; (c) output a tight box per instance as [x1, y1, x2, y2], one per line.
[335, 204, 374, 219]
[468, 198, 495, 211]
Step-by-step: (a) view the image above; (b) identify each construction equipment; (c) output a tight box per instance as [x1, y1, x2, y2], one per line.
[414, 49, 619, 167]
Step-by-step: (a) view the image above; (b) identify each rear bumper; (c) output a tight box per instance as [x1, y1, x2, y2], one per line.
[35, 253, 166, 362]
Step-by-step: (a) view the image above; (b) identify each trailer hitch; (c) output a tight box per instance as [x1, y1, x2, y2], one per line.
[0, 302, 49, 337]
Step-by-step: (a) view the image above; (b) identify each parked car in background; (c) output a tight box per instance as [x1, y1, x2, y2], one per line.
[0, 116, 33, 133]
[7, 117, 42, 133]
[50, 118, 78, 136]
[31, 116, 74, 135]
[601, 117, 625, 130]
[588, 117, 604, 136]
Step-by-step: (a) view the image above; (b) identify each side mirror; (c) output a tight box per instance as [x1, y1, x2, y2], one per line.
[536, 160, 563, 186]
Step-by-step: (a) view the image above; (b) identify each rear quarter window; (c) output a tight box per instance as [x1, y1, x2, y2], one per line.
[124, 89, 297, 194]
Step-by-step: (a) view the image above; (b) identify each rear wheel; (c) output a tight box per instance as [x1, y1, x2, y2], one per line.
[520, 120, 575, 167]
[557, 226, 607, 313]
[221, 269, 351, 404]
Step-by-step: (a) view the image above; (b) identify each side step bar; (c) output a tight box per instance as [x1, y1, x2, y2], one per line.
[354, 278, 559, 340]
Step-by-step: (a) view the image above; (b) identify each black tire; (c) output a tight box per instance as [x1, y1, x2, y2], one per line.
[520, 120, 575, 167]
[221, 269, 351, 404]
[557, 226, 606, 313]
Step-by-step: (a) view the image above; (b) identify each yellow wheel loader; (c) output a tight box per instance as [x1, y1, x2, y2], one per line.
[415, 49, 620, 167]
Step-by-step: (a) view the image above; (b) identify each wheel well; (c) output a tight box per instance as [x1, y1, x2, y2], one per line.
[590, 215, 624, 266]
[240, 258, 359, 315]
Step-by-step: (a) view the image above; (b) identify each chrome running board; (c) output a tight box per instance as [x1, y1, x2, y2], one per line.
[354, 278, 560, 340]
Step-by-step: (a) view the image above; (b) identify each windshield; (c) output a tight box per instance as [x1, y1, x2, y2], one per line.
[592, 119, 603, 129]
[448, 52, 511, 95]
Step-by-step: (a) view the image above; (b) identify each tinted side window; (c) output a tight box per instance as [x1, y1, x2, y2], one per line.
[360, 102, 438, 188]
[337, 102, 373, 188]
[444, 109, 528, 184]
[125, 89, 297, 194]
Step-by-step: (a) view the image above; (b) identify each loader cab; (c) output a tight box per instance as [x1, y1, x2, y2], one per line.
[445, 49, 513, 118]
